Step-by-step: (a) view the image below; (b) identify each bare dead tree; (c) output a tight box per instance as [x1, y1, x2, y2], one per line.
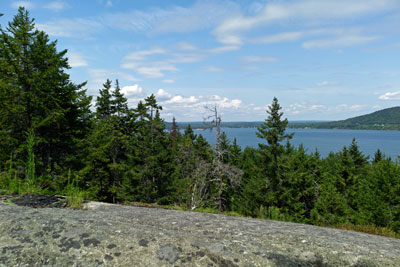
[202, 105, 243, 211]
[203, 105, 222, 161]
[203, 105, 225, 210]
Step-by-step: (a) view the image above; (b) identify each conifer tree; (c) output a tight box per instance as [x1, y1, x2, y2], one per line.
[170, 117, 178, 137]
[0, 7, 91, 178]
[257, 97, 293, 207]
[95, 79, 112, 121]
[372, 149, 383, 164]
[111, 80, 128, 118]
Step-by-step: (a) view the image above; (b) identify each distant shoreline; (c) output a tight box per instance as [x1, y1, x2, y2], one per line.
[164, 121, 400, 131]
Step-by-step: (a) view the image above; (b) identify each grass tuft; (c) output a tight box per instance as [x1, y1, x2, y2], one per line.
[64, 170, 85, 209]
[331, 223, 400, 239]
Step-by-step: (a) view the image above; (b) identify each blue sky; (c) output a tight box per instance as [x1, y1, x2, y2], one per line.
[1, 0, 400, 122]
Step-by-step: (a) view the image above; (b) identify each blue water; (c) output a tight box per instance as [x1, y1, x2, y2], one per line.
[192, 128, 400, 159]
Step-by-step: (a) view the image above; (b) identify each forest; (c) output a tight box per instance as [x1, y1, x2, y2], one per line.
[1, 8, 399, 237]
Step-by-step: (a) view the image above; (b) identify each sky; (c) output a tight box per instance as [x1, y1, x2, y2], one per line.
[1, 0, 400, 122]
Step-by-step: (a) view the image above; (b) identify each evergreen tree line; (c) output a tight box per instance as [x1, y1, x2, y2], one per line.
[1, 8, 399, 234]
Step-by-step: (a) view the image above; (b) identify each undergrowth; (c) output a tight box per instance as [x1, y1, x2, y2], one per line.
[64, 170, 85, 209]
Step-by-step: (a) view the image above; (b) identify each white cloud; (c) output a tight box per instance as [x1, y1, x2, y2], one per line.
[176, 42, 198, 51]
[115, 86, 245, 120]
[121, 84, 144, 97]
[303, 35, 379, 49]
[122, 47, 180, 78]
[379, 91, 400, 100]
[156, 89, 172, 100]
[67, 51, 88, 67]
[36, 18, 102, 39]
[44, 1, 67, 11]
[87, 68, 140, 95]
[208, 45, 240, 54]
[123, 47, 166, 61]
[251, 31, 305, 44]
[285, 102, 372, 116]
[316, 81, 340, 87]
[213, 0, 398, 47]
[348, 104, 367, 111]
[166, 95, 197, 104]
[203, 66, 224, 72]
[106, 1, 112, 7]
[333, 104, 367, 112]
[310, 104, 325, 110]
[134, 64, 179, 78]
[105, 1, 240, 34]
[11, 1, 34, 9]
[162, 79, 175, 84]
[169, 53, 204, 63]
[241, 56, 278, 63]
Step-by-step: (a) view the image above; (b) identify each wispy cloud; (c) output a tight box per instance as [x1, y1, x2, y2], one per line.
[162, 79, 175, 84]
[207, 45, 240, 54]
[121, 47, 206, 78]
[36, 18, 102, 39]
[176, 42, 198, 51]
[251, 31, 305, 44]
[123, 47, 166, 61]
[67, 51, 88, 67]
[379, 91, 400, 100]
[213, 0, 398, 48]
[44, 1, 68, 11]
[121, 48, 178, 78]
[11, 1, 34, 9]
[169, 53, 205, 63]
[203, 66, 224, 72]
[285, 102, 370, 116]
[87, 68, 140, 95]
[105, 1, 240, 34]
[303, 35, 379, 49]
[316, 81, 340, 87]
[240, 56, 278, 63]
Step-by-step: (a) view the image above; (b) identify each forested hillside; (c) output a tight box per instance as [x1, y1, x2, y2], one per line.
[1, 8, 400, 236]
[289, 107, 400, 130]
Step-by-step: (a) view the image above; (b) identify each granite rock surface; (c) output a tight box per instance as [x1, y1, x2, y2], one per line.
[0, 199, 399, 266]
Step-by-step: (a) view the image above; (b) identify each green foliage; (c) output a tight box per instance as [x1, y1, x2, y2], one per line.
[257, 97, 293, 197]
[0, 7, 92, 180]
[64, 170, 85, 209]
[20, 129, 42, 194]
[289, 106, 400, 130]
[25, 130, 35, 182]
[0, 9, 399, 237]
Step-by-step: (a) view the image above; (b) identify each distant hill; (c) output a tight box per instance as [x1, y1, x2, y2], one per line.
[289, 106, 400, 130]
[164, 107, 400, 131]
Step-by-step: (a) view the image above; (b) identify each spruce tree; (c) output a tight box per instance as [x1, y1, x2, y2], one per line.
[95, 79, 112, 121]
[111, 79, 128, 118]
[170, 117, 178, 137]
[257, 97, 293, 207]
[0, 8, 91, 178]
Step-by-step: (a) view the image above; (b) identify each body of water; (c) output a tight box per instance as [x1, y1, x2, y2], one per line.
[192, 128, 400, 159]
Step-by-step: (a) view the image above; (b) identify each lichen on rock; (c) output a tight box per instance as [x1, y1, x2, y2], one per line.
[0, 199, 399, 266]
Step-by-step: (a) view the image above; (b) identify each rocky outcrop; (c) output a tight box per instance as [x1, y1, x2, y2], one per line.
[0, 199, 399, 266]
